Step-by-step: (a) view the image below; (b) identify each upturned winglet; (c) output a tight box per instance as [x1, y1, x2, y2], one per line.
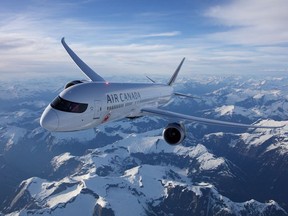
[61, 37, 105, 82]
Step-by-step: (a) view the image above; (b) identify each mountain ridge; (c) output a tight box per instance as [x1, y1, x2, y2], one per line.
[1, 76, 288, 215]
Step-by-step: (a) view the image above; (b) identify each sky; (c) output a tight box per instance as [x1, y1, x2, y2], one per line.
[1, 0, 288, 81]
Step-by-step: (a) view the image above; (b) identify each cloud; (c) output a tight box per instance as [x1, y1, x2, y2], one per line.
[139, 31, 181, 38]
[204, 0, 288, 45]
[0, 11, 187, 80]
[0, 0, 287, 80]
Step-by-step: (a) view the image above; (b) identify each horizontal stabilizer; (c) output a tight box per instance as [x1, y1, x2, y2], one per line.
[146, 76, 156, 83]
[174, 92, 200, 99]
[61, 37, 105, 82]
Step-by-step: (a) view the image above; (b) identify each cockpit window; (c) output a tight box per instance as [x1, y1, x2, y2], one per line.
[51, 96, 88, 113]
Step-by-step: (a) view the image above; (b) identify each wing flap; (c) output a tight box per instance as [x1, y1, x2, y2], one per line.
[61, 37, 105, 82]
[141, 107, 284, 129]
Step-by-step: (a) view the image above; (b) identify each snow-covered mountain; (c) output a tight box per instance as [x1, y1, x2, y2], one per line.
[1, 76, 288, 215]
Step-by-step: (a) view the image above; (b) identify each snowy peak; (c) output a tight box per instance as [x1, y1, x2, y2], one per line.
[2, 76, 288, 215]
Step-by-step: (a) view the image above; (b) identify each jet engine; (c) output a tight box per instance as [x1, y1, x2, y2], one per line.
[64, 80, 85, 89]
[162, 123, 186, 145]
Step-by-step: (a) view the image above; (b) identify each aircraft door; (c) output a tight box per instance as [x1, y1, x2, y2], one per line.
[93, 100, 102, 119]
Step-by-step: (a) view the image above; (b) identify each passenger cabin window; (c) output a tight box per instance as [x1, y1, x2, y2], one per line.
[51, 96, 88, 113]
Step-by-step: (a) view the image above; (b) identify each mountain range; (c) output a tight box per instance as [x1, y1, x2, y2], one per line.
[0, 75, 288, 215]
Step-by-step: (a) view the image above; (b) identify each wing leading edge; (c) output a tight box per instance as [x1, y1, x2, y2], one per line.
[61, 37, 105, 82]
[141, 107, 284, 129]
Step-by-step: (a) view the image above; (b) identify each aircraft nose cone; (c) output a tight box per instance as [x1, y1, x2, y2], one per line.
[40, 108, 59, 131]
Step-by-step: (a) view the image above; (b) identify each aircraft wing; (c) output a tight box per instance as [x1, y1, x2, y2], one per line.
[61, 37, 105, 82]
[141, 107, 284, 129]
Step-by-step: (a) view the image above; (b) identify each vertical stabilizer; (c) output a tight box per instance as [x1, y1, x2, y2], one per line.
[167, 58, 185, 86]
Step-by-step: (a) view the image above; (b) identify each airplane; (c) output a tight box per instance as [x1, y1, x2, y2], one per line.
[40, 38, 283, 145]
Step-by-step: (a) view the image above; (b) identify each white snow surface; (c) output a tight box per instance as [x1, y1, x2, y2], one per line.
[11, 129, 231, 216]
[9, 116, 288, 215]
[1, 126, 27, 151]
[242, 120, 288, 147]
[51, 153, 74, 171]
[215, 105, 235, 116]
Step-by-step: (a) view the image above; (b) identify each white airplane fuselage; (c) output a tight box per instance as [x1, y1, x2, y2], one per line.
[40, 82, 173, 132]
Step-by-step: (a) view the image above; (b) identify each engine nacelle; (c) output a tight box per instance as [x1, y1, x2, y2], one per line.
[162, 123, 186, 145]
[64, 80, 84, 89]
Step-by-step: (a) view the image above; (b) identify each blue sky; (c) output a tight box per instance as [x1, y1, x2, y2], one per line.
[1, 0, 288, 80]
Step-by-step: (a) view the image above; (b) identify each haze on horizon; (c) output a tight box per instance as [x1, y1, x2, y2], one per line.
[0, 0, 288, 81]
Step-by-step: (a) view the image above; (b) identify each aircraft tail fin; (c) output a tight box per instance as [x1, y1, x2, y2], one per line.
[167, 58, 185, 86]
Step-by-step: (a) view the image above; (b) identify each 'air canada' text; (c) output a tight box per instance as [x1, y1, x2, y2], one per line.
[107, 91, 141, 104]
